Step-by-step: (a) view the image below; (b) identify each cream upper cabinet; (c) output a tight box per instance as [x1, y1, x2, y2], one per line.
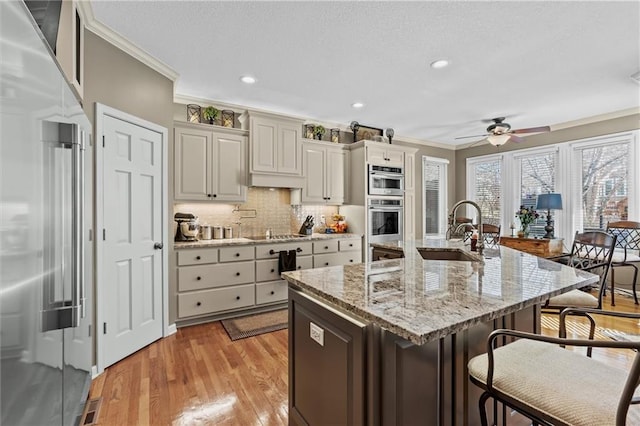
[366, 144, 404, 167]
[249, 113, 303, 175]
[174, 123, 247, 202]
[301, 141, 349, 205]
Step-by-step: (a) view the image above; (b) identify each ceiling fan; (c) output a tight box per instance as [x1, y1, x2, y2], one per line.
[455, 117, 551, 146]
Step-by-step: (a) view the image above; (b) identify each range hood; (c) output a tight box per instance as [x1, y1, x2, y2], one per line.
[249, 173, 304, 189]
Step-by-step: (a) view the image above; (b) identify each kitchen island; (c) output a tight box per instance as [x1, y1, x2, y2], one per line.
[282, 239, 598, 426]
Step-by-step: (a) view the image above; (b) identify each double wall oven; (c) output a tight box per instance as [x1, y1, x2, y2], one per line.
[368, 198, 403, 243]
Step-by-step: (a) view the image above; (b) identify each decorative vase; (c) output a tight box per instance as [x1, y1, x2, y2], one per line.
[517, 231, 525, 238]
[518, 225, 529, 238]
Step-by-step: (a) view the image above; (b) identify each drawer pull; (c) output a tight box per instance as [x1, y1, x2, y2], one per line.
[349, 243, 353, 247]
[324, 246, 328, 250]
[296, 247, 302, 253]
[349, 259, 354, 263]
[236, 296, 240, 300]
[297, 266, 302, 269]
[196, 255, 201, 260]
[269, 249, 276, 255]
[196, 301, 201, 306]
[270, 268, 275, 273]
[236, 272, 240, 276]
[235, 253, 240, 257]
[196, 276, 201, 281]
[270, 291, 275, 295]
[325, 262, 329, 266]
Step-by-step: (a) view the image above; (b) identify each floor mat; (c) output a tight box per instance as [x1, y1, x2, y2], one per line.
[221, 309, 288, 341]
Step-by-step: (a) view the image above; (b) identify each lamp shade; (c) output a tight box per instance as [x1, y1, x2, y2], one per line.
[536, 193, 563, 210]
[487, 134, 510, 146]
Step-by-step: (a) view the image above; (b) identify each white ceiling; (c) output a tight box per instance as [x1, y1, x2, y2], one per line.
[90, 1, 640, 147]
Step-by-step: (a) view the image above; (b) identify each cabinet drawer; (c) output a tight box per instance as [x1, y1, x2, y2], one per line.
[314, 253, 341, 268]
[255, 241, 313, 259]
[313, 240, 339, 254]
[256, 255, 314, 282]
[178, 284, 255, 318]
[178, 261, 255, 291]
[256, 259, 280, 282]
[256, 281, 288, 305]
[177, 248, 218, 266]
[219, 246, 254, 262]
[339, 239, 361, 252]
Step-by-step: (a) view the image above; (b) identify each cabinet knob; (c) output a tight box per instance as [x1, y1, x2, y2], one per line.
[325, 262, 329, 266]
[296, 248, 302, 253]
[270, 291, 275, 295]
[236, 272, 240, 276]
[236, 296, 240, 300]
[271, 268, 275, 273]
[349, 259, 353, 263]
[196, 301, 201, 306]
[297, 266, 302, 269]
[269, 249, 276, 255]
[235, 253, 240, 257]
[196, 255, 201, 260]
[196, 276, 201, 281]
[324, 246, 328, 250]
[213, 194, 217, 198]
[207, 194, 212, 197]
[349, 243, 353, 247]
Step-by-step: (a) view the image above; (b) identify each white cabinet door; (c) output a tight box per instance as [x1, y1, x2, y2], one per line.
[366, 144, 404, 167]
[212, 132, 247, 201]
[174, 127, 211, 200]
[404, 191, 415, 240]
[278, 122, 301, 175]
[250, 116, 278, 173]
[327, 147, 348, 204]
[302, 144, 327, 203]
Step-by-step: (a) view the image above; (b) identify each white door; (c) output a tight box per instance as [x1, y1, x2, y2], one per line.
[102, 114, 163, 368]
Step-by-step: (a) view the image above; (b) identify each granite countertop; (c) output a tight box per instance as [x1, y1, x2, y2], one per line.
[282, 238, 598, 345]
[174, 232, 362, 249]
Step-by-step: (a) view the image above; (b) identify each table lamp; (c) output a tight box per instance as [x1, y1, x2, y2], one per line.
[536, 193, 563, 239]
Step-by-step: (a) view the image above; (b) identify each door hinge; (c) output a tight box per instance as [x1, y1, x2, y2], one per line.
[103, 229, 106, 241]
[103, 322, 107, 334]
[89, 229, 93, 241]
[88, 324, 91, 337]
[102, 135, 105, 147]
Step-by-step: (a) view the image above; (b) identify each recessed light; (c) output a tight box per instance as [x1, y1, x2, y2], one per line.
[430, 59, 449, 69]
[240, 75, 256, 84]
[351, 102, 364, 109]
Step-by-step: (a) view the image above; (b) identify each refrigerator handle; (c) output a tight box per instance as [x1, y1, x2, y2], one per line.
[73, 127, 86, 322]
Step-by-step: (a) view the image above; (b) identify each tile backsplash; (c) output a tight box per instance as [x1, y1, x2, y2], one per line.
[174, 187, 338, 238]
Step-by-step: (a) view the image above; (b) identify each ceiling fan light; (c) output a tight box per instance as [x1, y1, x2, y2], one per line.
[487, 134, 510, 146]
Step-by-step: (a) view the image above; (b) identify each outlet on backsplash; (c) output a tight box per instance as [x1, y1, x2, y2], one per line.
[173, 187, 338, 238]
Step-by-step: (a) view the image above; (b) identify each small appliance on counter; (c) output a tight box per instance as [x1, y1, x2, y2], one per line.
[175, 212, 199, 241]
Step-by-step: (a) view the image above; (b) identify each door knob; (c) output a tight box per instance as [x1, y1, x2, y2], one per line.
[154, 242, 163, 249]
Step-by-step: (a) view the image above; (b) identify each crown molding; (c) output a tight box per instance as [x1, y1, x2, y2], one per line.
[79, 1, 179, 82]
[550, 107, 640, 131]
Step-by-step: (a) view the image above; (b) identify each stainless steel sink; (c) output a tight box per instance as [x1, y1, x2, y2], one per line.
[417, 248, 481, 262]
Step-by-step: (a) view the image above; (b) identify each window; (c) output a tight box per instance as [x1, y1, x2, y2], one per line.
[465, 130, 639, 242]
[467, 156, 502, 225]
[573, 139, 631, 230]
[422, 156, 448, 236]
[516, 150, 558, 238]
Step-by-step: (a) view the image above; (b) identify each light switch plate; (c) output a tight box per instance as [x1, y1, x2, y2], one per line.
[309, 322, 324, 346]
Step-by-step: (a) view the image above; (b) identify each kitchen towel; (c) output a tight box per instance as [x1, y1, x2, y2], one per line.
[278, 250, 297, 274]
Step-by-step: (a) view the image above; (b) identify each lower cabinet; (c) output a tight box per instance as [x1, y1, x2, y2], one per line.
[289, 287, 367, 426]
[175, 237, 362, 322]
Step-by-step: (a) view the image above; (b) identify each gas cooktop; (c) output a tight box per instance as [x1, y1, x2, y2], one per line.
[250, 234, 308, 241]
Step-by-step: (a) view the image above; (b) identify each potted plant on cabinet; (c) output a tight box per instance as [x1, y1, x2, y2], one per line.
[202, 106, 219, 125]
[314, 125, 326, 140]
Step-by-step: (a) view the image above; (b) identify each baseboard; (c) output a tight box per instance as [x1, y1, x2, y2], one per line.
[166, 323, 177, 336]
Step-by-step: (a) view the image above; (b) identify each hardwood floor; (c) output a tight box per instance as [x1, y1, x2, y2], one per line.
[89, 293, 640, 425]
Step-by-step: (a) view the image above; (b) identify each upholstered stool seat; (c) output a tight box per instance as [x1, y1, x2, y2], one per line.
[469, 338, 640, 425]
[468, 308, 640, 426]
[547, 289, 599, 308]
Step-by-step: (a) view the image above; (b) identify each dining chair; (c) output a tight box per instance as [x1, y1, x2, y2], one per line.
[481, 224, 501, 246]
[468, 307, 640, 426]
[605, 221, 640, 306]
[542, 230, 617, 353]
[446, 216, 473, 240]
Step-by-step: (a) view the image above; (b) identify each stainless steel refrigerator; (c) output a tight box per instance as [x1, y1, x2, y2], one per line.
[1, 1, 93, 424]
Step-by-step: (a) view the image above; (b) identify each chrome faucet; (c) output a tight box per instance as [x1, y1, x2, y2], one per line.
[450, 200, 484, 254]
